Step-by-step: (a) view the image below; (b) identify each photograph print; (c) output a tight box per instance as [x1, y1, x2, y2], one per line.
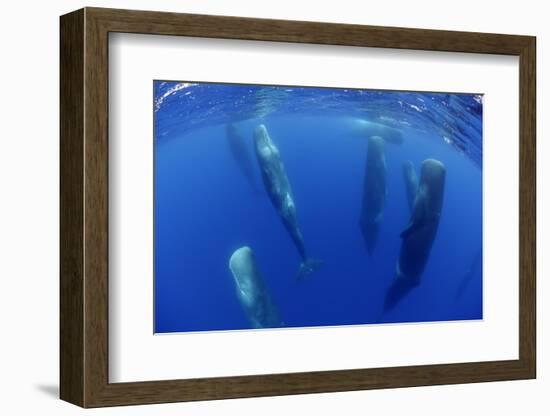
[153, 81, 483, 334]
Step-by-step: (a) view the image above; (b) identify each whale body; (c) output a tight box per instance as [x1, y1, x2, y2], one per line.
[253, 124, 322, 280]
[229, 246, 282, 329]
[402, 160, 419, 212]
[385, 159, 446, 311]
[398, 159, 446, 279]
[226, 123, 259, 191]
[352, 119, 404, 145]
[359, 136, 387, 254]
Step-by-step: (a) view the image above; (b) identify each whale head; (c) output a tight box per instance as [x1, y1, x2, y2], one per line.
[420, 159, 446, 194]
[229, 246, 258, 306]
[418, 159, 446, 220]
[228, 246, 283, 329]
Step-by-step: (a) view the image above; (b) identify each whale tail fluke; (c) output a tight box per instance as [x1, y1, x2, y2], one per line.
[295, 258, 323, 281]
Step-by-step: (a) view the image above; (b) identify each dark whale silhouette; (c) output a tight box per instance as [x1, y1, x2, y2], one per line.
[385, 159, 446, 312]
[253, 124, 322, 280]
[226, 123, 260, 192]
[455, 249, 482, 301]
[359, 136, 387, 254]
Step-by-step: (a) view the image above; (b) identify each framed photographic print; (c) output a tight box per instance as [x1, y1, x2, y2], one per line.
[60, 7, 536, 408]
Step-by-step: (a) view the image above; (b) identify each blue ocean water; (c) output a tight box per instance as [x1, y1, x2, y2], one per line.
[154, 81, 483, 333]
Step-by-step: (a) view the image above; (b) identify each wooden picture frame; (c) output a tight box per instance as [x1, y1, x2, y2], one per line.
[60, 7, 536, 408]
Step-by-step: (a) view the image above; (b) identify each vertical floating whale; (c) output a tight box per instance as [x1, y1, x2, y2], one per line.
[229, 246, 282, 329]
[253, 124, 322, 280]
[359, 136, 387, 254]
[226, 123, 259, 191]
[351, 119, 404, 145]
[385, 159, 446, 311]
[455, 249, 482, 301]
[402, 160, 419, 212]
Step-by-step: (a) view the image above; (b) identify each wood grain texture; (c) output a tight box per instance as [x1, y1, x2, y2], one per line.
[83, 10, 110, 406]
[88, 7, 532, 54]
[59, 7, 537, 408]
[59, 8, 84, 407]
[518, 38, 536, 375]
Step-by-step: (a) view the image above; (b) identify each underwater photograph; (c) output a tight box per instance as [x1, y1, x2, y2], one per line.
[154, 81, 483, 334]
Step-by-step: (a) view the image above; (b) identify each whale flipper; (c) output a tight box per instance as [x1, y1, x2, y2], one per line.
[400, 221, 421, 239]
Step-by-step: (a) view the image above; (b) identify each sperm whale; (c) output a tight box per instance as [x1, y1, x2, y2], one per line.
[253, 124, 322, 280]
[385, 159, 446, 312]
[229, 246, 282, 329]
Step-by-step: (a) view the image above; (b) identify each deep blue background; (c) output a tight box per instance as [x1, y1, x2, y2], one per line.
[154, 82, 483, 333]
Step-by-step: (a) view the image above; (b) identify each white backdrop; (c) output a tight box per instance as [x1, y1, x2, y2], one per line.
[0, 0, 545, 415]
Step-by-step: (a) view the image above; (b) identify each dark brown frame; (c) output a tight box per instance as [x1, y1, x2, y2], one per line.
[60, 7, 536, 408]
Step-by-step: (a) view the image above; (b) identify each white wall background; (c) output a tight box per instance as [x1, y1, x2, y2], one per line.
[0, 0, 544, 414]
